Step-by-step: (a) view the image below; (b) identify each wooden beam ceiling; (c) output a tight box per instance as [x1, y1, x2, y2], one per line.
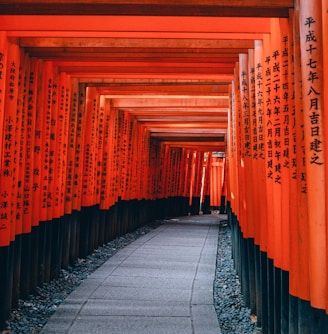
[0, 0, 294, 17]
[0, 1, 294, 151]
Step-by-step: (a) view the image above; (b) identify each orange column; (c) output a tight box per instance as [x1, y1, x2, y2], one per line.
[81, 87, 99, 208]
[65, 78, 78, 215]
[323, 0, 328, 314]
[239, 52, 254, 239]
[16, 50, 30, 237]
[0, 32, 8, 170]
[248, 48, 261, 244]
[95, 94, 105, 204]
[99, 97, 112, 209]
[262, 32, 275, 260]
[23, 58, 37, 233]
[269, 18, 283, 268]
[38, 61, 54, 222]
[299, 0, 326, 310]
[54, 72, 70, 218]
[279, 17, 291, 272]
[254, 39, 268, 252]
[288, 7, 303, 299]
[0, 43, 21, 245]
[234, 63, 246, 232]
[290, 0, 310, 302]
[49, 70, 59, 220]
[72, 83, 86, 212]
[228, 83, 239, 219]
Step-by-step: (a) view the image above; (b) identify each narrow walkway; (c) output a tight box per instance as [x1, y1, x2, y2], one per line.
[41, 215, 222, 334]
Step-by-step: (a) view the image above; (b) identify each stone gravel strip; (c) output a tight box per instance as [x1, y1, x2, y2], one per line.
[213, 220, 257, 334]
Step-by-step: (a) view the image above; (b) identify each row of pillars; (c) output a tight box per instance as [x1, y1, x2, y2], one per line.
[0, 196, 204, 329]
[229, 204, 328, 333]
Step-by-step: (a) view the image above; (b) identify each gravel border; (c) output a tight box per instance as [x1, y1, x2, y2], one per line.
[213, 220, 257, 334]
[3, 217, 257, 334]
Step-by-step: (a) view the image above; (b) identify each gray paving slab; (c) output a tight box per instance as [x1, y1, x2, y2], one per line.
[41, 214, 222, 334]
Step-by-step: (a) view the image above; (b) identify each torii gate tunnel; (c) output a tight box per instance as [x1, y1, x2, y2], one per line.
[1, 0, 328, 333]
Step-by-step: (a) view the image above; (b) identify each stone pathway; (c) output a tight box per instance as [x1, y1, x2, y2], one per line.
[41, 215, 221, 334]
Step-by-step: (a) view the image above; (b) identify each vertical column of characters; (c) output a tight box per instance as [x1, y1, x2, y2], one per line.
[92, 92, 101, 206]
[323, 0, 328, 315]
[81, 87, 97, 208]
[129, 119, 138, 201]
[190, 150, 196, 203]
[0, 36, 7, 257]
[168, 148, 175, 198]
[126, 117, 135, 201]
[99, 97, 112, 209]
[144, 128, 151, 200]
[95, 95, 105, 205]
[32, 60, 45, 224]
[16, 50, 30, 237]
[279, 18, 292, 272]
[0, 43, 21, 244]
[185, 149, 194, 199]
[134, 124, 141, 200]
[119, 110, 129, 201]
[196, 152, 204, 202]
[109, 108, 119, 206]
[167, 148, 174, 198]
[300, 0, 326, 310]
[115, 109, 124, 201]
[287, 9, 301, 299]
[154, 138, 160, 201]
[54, 72, 70, 218]
[110, 103, 118, 205]
[65, 78, 78, 215]
[38, 62, 54, 222]
[138, 125, 147, 200]
[291, 1, 310, 302]
[171, 147, 178, 198]
[153, 137, 161, 200]
[148, 137, 156, 200]
[180, 149, 187, 200]
[262, 33, 275, 260]
[183, 149, 191, 201]
[161, 144, 169, 200]
[25, 59, 40, 230]
[61, 74, 71, 216]
[254, 41, 268, 252]
[202, 152, 211, 206]
[177, 147, 185, 199]
[176, 148, 183, 198]
[158, 141, 164, 200]
[173, 148, 180, 199]
[48, 69, 59, 219]
[239, 53, 254, 238]
[197, 152, 203, 203]
[269, 18, 283, 268]
[0, 32, 8, 168]
[177, 149, 184, 198]
[72, 83, 86, 212]
[227, 83, 238, 217]
[234, 61, 247, 234]
[10, 44, 23, 242]
[235, 64, 244, 227]
[182, 148, 190, 198]
[248, 48, 261, 244]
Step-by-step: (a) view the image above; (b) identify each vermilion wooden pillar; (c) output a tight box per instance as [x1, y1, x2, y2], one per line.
[322, 0, 328, 318]
[299, 0, 326, 312]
